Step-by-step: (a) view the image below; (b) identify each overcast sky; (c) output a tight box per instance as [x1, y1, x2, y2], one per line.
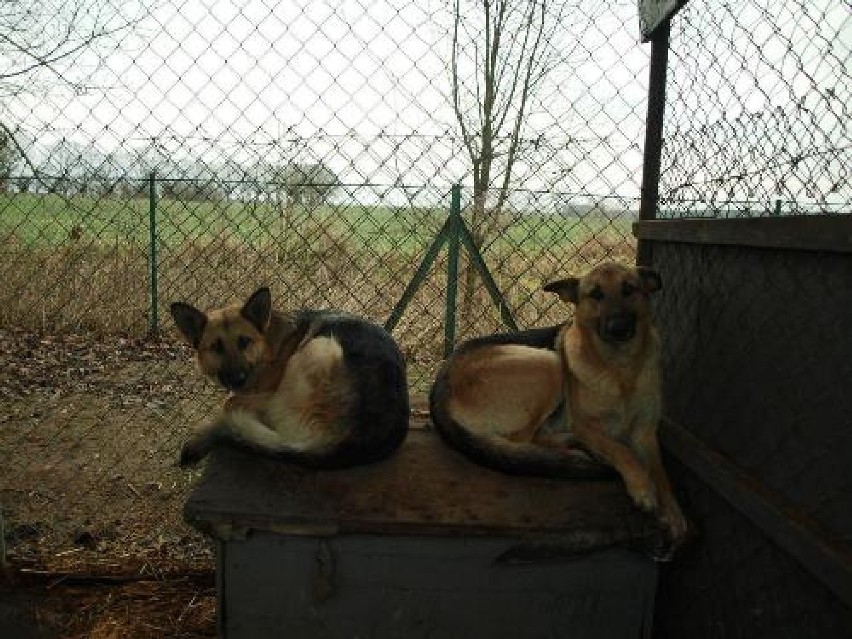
[4, 0, 648, 199]
[3, 0, 849, 205]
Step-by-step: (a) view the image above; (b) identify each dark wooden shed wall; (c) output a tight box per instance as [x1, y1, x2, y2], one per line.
[636, 217, 852, 637]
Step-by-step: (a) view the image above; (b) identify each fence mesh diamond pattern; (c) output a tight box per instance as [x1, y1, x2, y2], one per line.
[654, 2, 851, 637]
[0, 0, 644, 576]
[0, 0, 849, 633]
[660, 0, 850, 218]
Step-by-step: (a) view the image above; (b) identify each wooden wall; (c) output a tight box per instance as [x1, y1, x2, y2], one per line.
[636, 216, 852, 638]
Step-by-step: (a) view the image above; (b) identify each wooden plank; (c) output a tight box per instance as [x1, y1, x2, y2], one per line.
[184, 429, 663, 550]
[633, 216, 852, 253]
[660, 419, 852, 608]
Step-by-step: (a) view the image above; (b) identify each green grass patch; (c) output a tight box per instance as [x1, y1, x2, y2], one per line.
[0, 191, 633, 255]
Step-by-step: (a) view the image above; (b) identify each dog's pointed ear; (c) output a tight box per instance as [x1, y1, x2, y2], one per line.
[543, 277, 580, 304]
[241, 287, 272, 332]
[170, 302, 207, 348]
[637, 268, 662, 294]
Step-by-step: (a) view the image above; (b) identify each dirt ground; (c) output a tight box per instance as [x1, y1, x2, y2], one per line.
[0, 327, 227, 637]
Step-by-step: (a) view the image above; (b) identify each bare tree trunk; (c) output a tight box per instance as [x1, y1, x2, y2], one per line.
[452, 0, 549, 324]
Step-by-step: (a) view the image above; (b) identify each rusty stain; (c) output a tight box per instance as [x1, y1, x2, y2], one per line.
[186, 431, 653, 544]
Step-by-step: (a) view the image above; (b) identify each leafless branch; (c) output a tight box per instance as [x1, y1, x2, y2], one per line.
[495, 0, 547, 213]
[0, 0, 150, 96]
[449, 0, 560, 217]
[451, 0, 478, 165]
[0, 121, 54, 193]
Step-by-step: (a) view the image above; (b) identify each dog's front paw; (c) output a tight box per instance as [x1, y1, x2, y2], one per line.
[660, 502, 688, 541]
[648, 530, 679, 563]
[649, 510, 692, 563]
[179, 438, 209, 467]
[626, 476, 659, 513]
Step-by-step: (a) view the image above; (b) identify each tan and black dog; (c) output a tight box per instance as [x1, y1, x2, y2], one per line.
[430, 262, 686, 540]
[170, 287, 409, 468]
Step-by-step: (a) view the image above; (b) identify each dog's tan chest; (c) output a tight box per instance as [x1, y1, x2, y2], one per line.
[565, 337, 661, 440]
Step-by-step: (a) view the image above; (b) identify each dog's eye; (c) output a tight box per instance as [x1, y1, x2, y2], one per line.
[622, 282, 637, 297]
[211, 339, 224, 354]
[237, 336, 253, 350]
[588, 286, 604, 301]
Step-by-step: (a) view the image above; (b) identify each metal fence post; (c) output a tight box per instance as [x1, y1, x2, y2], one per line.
[444, 184, 461, 357]
[637, 18, 671, 266]
[148, 172, 159, 336]
[773, 199, 782, 216]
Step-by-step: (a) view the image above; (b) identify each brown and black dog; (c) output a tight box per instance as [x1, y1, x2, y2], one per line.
[430, 262, 686, 541]
[170, 288, 409, 468]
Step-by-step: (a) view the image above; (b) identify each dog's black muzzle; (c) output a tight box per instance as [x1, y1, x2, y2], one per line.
[601, 313, 637, 342]
[219, 367, 249, 391]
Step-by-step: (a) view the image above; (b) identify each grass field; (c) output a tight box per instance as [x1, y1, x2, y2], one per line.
[0, 190, 632, 249]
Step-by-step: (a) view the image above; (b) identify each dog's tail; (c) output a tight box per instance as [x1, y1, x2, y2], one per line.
[428, 367, 614, 480]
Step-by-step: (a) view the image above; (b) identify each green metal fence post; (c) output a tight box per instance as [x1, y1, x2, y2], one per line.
[148, 172, 159, 336]
[457, 223, 518, 332]
[384, 183, 516, 348]
[444, 184, 461, 357]
[384, 219, 451, 333]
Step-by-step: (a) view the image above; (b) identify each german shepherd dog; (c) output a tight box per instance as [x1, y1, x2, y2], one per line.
[170, 288, 409, 468]
[430, 262, 686, 540]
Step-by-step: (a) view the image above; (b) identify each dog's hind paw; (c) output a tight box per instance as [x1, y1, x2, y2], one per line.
[648, 532, 679, 563]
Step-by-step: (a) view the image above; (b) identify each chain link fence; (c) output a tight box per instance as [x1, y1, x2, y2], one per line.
[0, 0, 646, 593]
[652, 1, 851, 636]
[660, 0, 850, 218]
[0, 0, 849, 634]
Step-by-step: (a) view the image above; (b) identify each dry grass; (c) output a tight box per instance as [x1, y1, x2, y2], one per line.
[1, 229, 635, 340]
[3, 569, 216, 638]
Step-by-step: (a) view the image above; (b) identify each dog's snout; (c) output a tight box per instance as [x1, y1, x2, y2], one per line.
[219, 368, 248, 390]
[603, 314, 636, 342]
